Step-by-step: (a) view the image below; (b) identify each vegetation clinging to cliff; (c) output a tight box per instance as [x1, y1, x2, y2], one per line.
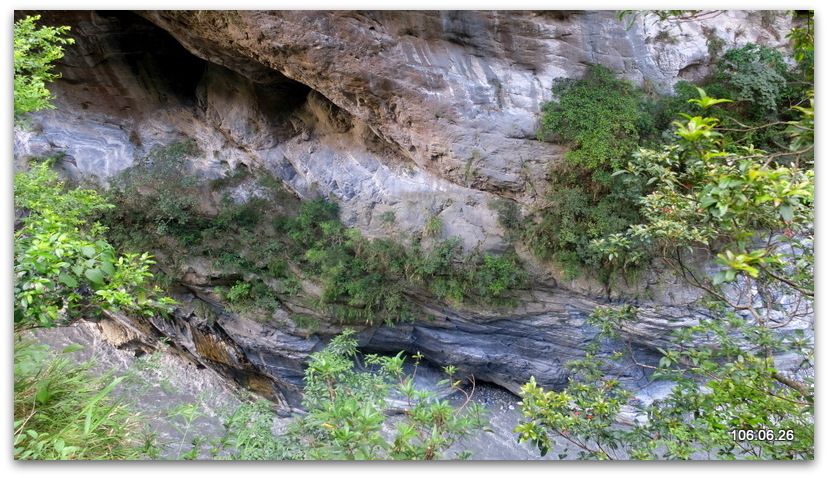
[524, 27, 814, 284]
[523, 65, 652, 282]
[100, 144, 527, 328]
[539, 64, 645, 170]
[517, 10, 814, 459]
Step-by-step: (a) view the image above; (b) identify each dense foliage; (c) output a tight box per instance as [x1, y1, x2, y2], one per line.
[13, 15, 74, 122]
[711, 44, 791, 118]
[524, 162, 646, 281]
[14, 161, 176, 331]
[593, 87, 813, 303]
[539, 64, 646, 169]
[523, 65, 653, 281]
[517, 10, 814, 460]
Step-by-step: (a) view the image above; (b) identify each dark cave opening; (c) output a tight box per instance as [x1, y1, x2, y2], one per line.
[33, 10, 313, 119]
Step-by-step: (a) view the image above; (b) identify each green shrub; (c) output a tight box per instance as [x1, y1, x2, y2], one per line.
[423, 214, 443, 237]
[693, 43, 813, 155]
[470, 252, 527, 299]
[359, 237, 410, 276]
[12, 134, 173, 460]
[711, 43, 790, 119]
[411, 237, 462, 279]
[211, 197, 265, 232]
[228, 330, 489, 460]
[318, 257, 408, 325]
[104, 139, 208, 249]
[288, 197, 340, 248]
[380, 210, 396, 224]
[539, 64, 645, 170]
[14, 162, 174, 330]
[225, 281, 252, 303]
[525, 161, 647, 282]
[639, 80, 703, 142]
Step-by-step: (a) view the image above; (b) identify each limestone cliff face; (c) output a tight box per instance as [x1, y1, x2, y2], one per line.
[14, 10, 798, 407]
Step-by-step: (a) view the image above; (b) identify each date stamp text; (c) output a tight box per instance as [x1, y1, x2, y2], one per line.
[729, 428, 795, 442]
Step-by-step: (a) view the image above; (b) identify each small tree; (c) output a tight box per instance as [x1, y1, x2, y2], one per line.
[230, 330, 490, 460]
[13, 15, 74, 123]
[518, 86, 814, 459]
[592, 88, 813, 322]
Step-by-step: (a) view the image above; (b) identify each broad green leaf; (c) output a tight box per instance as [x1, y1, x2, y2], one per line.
[779, 203, 794, 222]
[58, 273, 78, 288]
[84, 268, 105, 285]
[100, 261, 115, 277]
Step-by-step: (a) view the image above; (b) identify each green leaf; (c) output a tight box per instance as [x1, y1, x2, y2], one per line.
[58, 273, 78, 288]
[742, 265, 760, 278]
[84, 268, 105, 285]
[61, 344, 85, 353]
[100, 261, 115, 277]
[779, 203, 794, 222]
[80, 245, 96, 258]
[35, 386, 52, 404]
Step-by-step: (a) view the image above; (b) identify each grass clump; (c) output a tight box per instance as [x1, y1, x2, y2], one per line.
[14, 339, 143, 460]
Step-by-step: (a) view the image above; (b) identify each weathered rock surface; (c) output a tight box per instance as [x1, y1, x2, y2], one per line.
[14, 10, 806, 411]
[135, 10, 794, 202]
